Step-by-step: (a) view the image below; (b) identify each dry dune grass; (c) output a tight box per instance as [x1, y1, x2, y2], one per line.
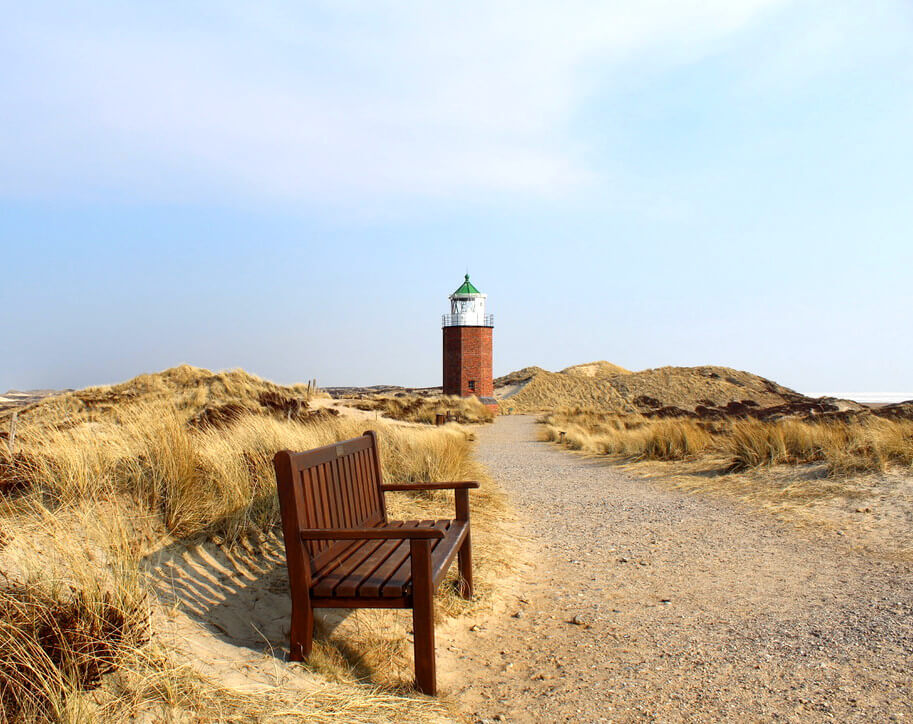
[727, 418, 913, 474]
[541, 409, 711, 461]
[4, 403, 488, 540]
[541, 409, 913, 476]
[0, 367, 512, 722]
[0, 502, 152, 723]
[351, 394, 495, 425]
[0, 364, 323, 431]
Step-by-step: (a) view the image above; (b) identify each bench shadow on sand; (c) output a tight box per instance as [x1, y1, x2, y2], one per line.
[143, 528, 381, 680]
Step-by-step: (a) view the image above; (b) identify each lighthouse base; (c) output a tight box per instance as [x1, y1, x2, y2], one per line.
[442, 325, 494, 398]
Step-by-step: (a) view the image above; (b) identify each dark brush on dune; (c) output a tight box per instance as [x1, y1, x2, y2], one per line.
[0, 583, 149, 719]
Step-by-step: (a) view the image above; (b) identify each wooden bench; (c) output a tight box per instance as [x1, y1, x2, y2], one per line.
[273, 430, 478, 695]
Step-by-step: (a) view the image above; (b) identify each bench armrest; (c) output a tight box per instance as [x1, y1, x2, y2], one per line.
[381, 481, 480, 492]
[381, 482, 478, 523]
[300, 527, 444, 541]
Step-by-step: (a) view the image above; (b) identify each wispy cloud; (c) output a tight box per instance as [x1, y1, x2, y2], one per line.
[740, 0, 913, 95]
[0, 1, 790, 204]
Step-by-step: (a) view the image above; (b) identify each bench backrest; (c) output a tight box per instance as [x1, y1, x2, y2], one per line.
[274, 430, 387, 572]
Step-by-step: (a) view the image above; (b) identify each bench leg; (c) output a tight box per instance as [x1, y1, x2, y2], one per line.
[458, 530, 473, 599]
[455, 488, 474, 599]
[288, 600, 314, 662]
[411, 539, 437, 696]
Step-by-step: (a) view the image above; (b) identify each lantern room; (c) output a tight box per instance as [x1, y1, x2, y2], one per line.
[442, 274, 493, 328]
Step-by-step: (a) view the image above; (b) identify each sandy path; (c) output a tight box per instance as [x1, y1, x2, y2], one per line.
[440, 416, 913, 723]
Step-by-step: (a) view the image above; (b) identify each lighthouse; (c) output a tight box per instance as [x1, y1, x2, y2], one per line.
[442, 274, 496, 410]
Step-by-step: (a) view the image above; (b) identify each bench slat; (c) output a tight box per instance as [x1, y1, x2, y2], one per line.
[319, 462, 338, 556]
[308, 519, 471, 599]
[382, 520, 469, 597]
[312, 525, 403, 577]
[347, 454, 361, 526]
[359, 448, 382, 522]
[334, 455, 353, 530]
[360, 519, 432, 597]
[340, 454, 358, 523]
[311, 524, 407, 598]
[352, 452, 367, 523]
[313, 463, 331, 555]
[380, 519, 445, 598]
[313, 546, 377, 593]
[334, 531, 412, 598]
[326, 458, 341, 532]
[360, 450, 376, 520]
[430, 520, 468, 586]
[347, 520, 441, 598]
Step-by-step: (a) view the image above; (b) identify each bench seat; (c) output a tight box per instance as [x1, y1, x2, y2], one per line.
[310, 519, 469, 601]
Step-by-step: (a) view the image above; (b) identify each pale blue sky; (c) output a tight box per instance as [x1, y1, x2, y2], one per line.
[2, 1, 911, 394]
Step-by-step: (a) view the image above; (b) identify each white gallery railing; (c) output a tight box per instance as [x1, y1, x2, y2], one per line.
[441, 314, 494, 328]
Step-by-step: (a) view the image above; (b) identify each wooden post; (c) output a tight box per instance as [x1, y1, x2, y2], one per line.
[411, 538, 437, 695]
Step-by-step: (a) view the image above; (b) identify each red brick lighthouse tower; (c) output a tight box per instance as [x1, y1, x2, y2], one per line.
[442, 274, 496, 410]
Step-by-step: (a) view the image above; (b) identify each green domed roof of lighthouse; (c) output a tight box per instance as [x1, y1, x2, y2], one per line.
[452, 274, 481, 296]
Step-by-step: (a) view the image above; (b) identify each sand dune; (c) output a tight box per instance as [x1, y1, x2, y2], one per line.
[495, 361, 806, 413]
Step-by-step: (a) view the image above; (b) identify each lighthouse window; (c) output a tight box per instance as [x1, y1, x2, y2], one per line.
[468, 380, 476, 391]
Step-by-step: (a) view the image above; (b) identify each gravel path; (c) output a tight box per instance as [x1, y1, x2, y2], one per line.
[441, 416, 913, 723]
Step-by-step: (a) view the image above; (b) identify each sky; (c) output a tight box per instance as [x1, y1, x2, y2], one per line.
[1, 1, 912, 395]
